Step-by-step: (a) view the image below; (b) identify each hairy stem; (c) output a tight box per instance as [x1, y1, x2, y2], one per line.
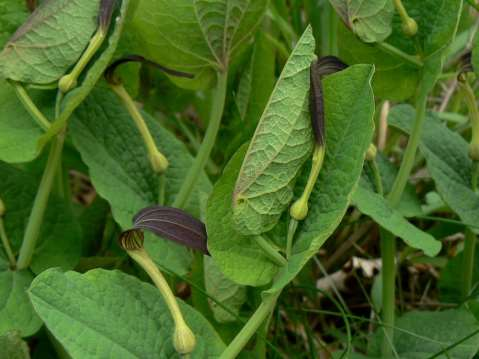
[17, 133, 66, 270]
[173, 71, 228, 209]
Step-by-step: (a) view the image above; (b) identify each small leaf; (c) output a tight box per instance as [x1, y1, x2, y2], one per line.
[232, 26, 316, 236]
[0, 0, 103, 84]
[352, 184, 441, 256]
[329, 0, 394, 43]
[29, 268, 225, 358]
[128, 206, 208, 254]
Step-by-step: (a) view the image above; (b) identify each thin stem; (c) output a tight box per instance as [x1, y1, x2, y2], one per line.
[220, 293, 280, 359]
[0, 219, 16, 268]
[376, 42, 423, 68]
[255, 236, 287, 266]
[11, 82, 51, 131]
[370, 160, 384, 196]
[380, 230, 397, 357]
[110, 83, 168, 173]
[173, 71, 228, 209]
[16, 133, 66, 270]
[393, 0, 411, 22]
[286, 219, 298, 258]
[463, 228, 476, 300]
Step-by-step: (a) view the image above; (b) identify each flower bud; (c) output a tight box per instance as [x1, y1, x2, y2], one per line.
[290, 197, 308, 221]
[401, 17, 418, 37]
[149, 150, 169, 174]
[366, 143, 377, 161]
[173, 321, 197, 355]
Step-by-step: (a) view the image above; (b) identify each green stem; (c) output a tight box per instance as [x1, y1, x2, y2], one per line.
[16, 133, 66, 270]
[370, 159, 384, 196]
[328, 5, 338, 56]
[286, 219, 298, 258]
[220, 293, 280, 359]
[380, 230, 396, 357]
[376, 42, 423, 68]
[173, 71, 228, 209]
[0, 219, 16, 268]
[11, 81, 51, 131]
[463, 228, 476, 300]
[255, 236, 287, 266]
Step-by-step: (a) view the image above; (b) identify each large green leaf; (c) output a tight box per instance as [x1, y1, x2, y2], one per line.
[125, 0, 267, 78]
[329, 0, 394, 43]
[388, 105, 479, 229]
[369, 309, 479, 358]
[29, 268, 225, 358]
[0, 1, 28, 48]
[0, 264, 42, 337]
[337, 0, 462, 100]
[70, 86, 211, 275]
[38, 0, 130, 148]
[268, 64, 375, 293]
[0, 80, 55, 163]
[232, 26, 316, 236]
[0, 0, 102, 84]
[0, 331, 31, 359]
[0, 162, 82, 274]
[352, 184, 441, 256]
[206, 145, 279, 286]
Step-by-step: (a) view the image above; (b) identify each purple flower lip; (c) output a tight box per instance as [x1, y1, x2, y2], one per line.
[119, 206, 209, 255]
[310, 56, 348, 146]
[105, 55, 194, 85]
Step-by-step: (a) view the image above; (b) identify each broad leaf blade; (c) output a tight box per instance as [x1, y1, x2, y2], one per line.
[206, 145, 279, 286]
[232, 25, 316, 236]
[71, 86, 211, 275]
[29, 268, 225, 358]
[268, 64, 375, 293]
[352, 184, 441, 256]
[0, 331, 31, 359]
[0, 0, 102, 84]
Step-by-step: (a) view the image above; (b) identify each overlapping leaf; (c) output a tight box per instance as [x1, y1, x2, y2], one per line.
[337, 0, 462, 100]
[0, 1, 28, 48]
[29, 268, 225, 358]
[71, 86, 211, 275]
[0, 331, 30, 359]
[0, 0, 102, 84]
[123, 0, 267, 87]
[329, 0, 394, 43]
[389, 105, 479, 229]
[232, 26, 316, 236]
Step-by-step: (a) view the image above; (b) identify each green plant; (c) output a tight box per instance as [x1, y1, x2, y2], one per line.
[3, 1, 479, 358]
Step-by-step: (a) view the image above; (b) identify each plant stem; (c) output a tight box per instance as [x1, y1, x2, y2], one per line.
[463, 228, 476, 300]
[11, 81, 51, 131]
[255, 236, 287, 266]
[0, 219, 16, 268]
[220, 293, 280, 359]
[380, 230, 396, 357]
[16, 133, 66, 270]
[173, 71, 228, 209]
[286, 219, 298, 258]
[376, 42, 423, 68]
[370, 160, 384, 196]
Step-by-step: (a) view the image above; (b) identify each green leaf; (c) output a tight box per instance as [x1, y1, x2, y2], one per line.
[232, 26, 316, 236]
[0, 1, 28, 48]
[0, 80, 55, 163]
[29, 268, 225, 358]
[0, 331, 31, 359]
[124, 0, 267, 85]
[370, 309, 479, 358]
[337, 0, 462, 100]
[268, 64, 375, 293]
[0, 162, 82, 274]
[70, 86, 211, 275]
[352, 184, 441, 256]
[204, 256, 246, 323]
[38, 0, 130, 149]
[0, 269, 42, 337]
[0, 0, 102, 84]
[388, 105, 479, 230]
[206, 145, 279, 286]
[472, 32, 479, 77]
[329, 0, 394, 43]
